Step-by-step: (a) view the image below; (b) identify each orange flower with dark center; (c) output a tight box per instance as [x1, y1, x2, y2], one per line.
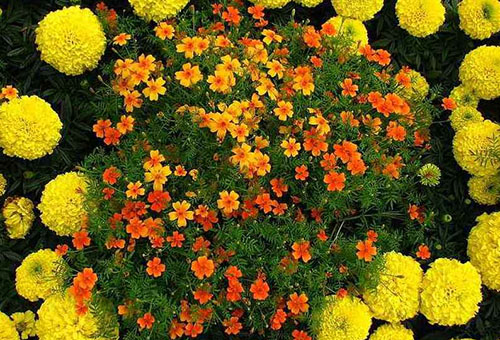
[223, 316, 242, 335]
[93, 119, 112, 138]
[292, 241, 312, 263]
[323, 171, 346, 192]
[295, 165, 309, 181]
[137, 312, 155, 330]
[102, 166, 121, 184]
[416, 244, 431, 259]
[146, 257, 166, 277]
[73, 231, 91, 250]
[217, 190, 240, 214]
[75, 268, 98, 290]
[194, 286, 213, 304]
[191, 256, 215, 279]
[367, 230, 378, 242]
[356, 240, 377, 262]
[287, 292, 309, 315]
[167, 231, 185, 248]
[340, 78, 358, 97]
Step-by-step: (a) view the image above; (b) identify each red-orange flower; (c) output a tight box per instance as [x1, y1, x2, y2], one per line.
[249, 277, 270, 300]
[137, 312, 155, 330]
[223, 317, 242, 335]
[323, 171, 346, 192]
[75, 268, 97, 290]
[356, 240, 377, 262]
[292, 330, 312, 340]
[191, 256, 215, 279]
[292, 241, 312, 263]
[416, 244, 431, 259]
[73, 231, 91, 250]
[146, 257, 166, 277]
[287, 292, 309, 315]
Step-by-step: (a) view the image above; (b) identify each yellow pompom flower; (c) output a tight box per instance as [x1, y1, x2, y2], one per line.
[0, 311, 19, 340]
[450, 85, 480, 109]
[0, 173, 6, 196]
[363, 252, 423, 322]
[315, 295, 372, 340]
[395, 0, 446, 37]
[293, 0, 323, 7]
[453, 120, 500, 176]
[15, 249, 66, 302]
[468, 212, 500, 291]
[35, 6, 106, 75]
[11, 311, 37, 340]
[458, 0, 500, 40]
[420, 258, 482, 326]
[398, 70, 430, 101]
[2, 196, 35, 239]
[0, 96, 62, 160]
[331, 0, 383, 21]
[128, 0, 190, 21]
[38, 172, 88, 236]
[369, 323, 414, 340]
[327, 16, 368, 52]
[468, 175, 500, 205]
[36, 291, 119, 340]
[459, 46, 500, 100]
[449, 106, 484, 131]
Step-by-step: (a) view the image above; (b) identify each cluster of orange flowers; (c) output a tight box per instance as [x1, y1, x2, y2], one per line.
[69, 268, 98, 315]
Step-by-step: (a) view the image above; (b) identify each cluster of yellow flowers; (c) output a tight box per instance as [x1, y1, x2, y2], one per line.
[331, 0, 384, 21]
[35, 6, 106, 75]
[468, 212, 500, 291]
[128, 0, 190, 22]
[10, 311, 37, 339]
[36, 291, 118, 340]
[315, 295, 372, 340]
[2, 196, 35, 239]
[458, 0, 500, 40]
[0, 312, 19, 340]
[15, 249, 66, 302]
[369, 323, 414, 340]
[0, 95, 62, 160]
[363, 252, 423, 322]
[38, 172, 88, 236]
[420, 258, 482, 326]
[395, 0, 445, 37]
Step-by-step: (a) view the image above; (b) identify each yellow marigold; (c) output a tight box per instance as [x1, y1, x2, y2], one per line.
[395, 0, 445, 37]
[0, 311, 19, 340]
[468, 175, 500, 205]
[459, 46, 500, 100]
[468, 212, 500, 291]
[15, 249, 66, 302]
[11, 311, 37, 340]
[36, 291, 119, 340]
[458, 0, 500, 40]
[2, 196, 35, 239]
[369, 323, 414, 340]
[420, 258, 482, 326]
[363, 252, 423, 322]
[449, 106, 484, 131]
[0, 96, 62, 160]
[398, 70, 430, 101]
[128, 0, 190, 21]
[35, 6, 106, 76]
[38, 172, 88, 236]
[0, 173, 6, 196]
[450, 84, 480, 109]
[315, 295, 372, 340]
[452, 120, 500, 176]
[331, 0, 383, 21]
[327, 16, 368, 52]
[293, 0, 323, 7]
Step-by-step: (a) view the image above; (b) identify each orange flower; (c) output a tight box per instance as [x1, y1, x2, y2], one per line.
[184, 323, 203, 337]
[292, 330, 312, 340]
[175, 63, 203, 87]
[103, 167, 121, 185]
[143, 78, 166, 101]
[126, 181, 145, 199]
[250, 277, 270, 300]
[93, 119, 112, 138]
[321, 22, 337, 36]
[222, 6, 241, 25]
[55, 244, 69, 256]
[336, 288, 348, 299]
[386, 121, 406, 141]
[191, 256, 215, 279]
[75, 268, 98, 290]
[169, 319, 185, 339]
[303, 26, 321, 48]
[356, 240, 377, 262]
[310, 56, 323, 68]
[73, 231, 91, 250]
[169, 201, 194, 227]
[124, 90, 143, 112]
[126, 218, 147, 239]
[143, 150, 165, 170]
[255, 193, 275, 213]
[281, 138, 301, 157]
[416, 244, 431, 259]
[113, 33, 131, 46]
[154, 22, 175, 40]
[270, 178, 288, 197]
[194, 286, 213, 304]
[340, 78, 358, 97]
[248, 5, 265, 20]
[292, 74, 315, 96]
[287, 292, 309, 315]
[317, 229, 328, 241]
[146, 257, 166, 277]
[323, 171, 346, 192]
[223, 317, 242, 335]
[273, 100, 293, 120]
[137, 312, 155, 330]
[167, 231, 185, 248]
[442, 97, 457, 110]
[334, 141, 358, 163]
[367, 230, 378, 242]
[292, 241, 312, 263]
[1, 85, 18, 100]
[177, 37, 196, 58]
[374, 49, 391, 66]
[103, 127, 121, 145]
[408, 204, 425, 223]
[217, 190, 240, 214]
[262, 29, 283, 45]
[295, 165, 309, 181]
[270, 308, 287, 330]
